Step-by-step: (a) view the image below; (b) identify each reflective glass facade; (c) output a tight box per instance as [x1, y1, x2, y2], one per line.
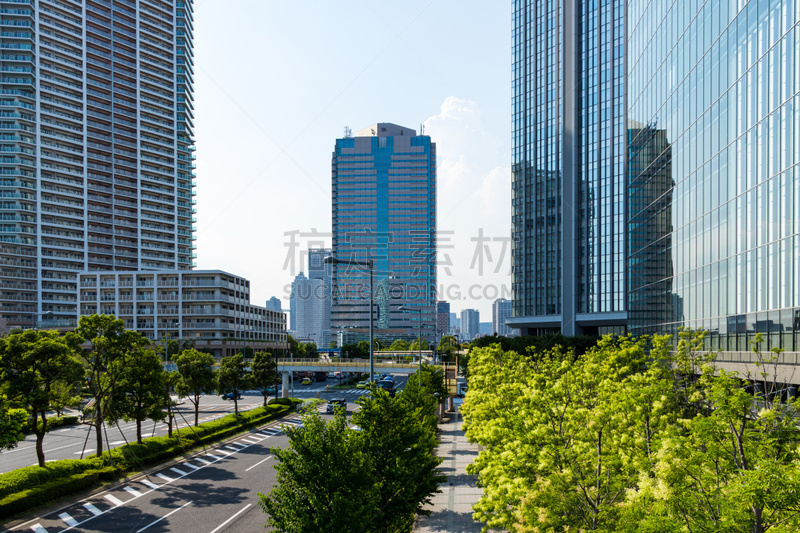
[628, 0, 800, 353]
[511, 0, 627, 335]
[330, 123, 437, 341]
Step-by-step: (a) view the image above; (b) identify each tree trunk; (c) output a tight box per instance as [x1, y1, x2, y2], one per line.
[233, 394, 239, 416]
[194, 396, 199, 427]
[167, 401, 173, 438]
[94, 404, 104, 457]
[34, 411, 47, 467]
[136, 420, 142, 444]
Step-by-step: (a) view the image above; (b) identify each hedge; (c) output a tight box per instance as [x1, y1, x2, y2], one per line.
[0, 402, 296, 520]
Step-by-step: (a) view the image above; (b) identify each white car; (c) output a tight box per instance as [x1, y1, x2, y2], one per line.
[169, 394, 185, 406]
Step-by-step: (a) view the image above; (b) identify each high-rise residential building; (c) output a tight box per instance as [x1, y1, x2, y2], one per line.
[306, 247, 331, 346]
[508, 0, 627, 336]
[460, 309, 480, 341]
[492, 298, 513, 336]
[0, 0, 196, 330]
[289, 271, 329, 348]
[627, 0, 800, 365]
[330, 123, 437, 342]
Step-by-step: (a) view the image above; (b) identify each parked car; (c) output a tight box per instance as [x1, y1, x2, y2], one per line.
[222, 391, 242, 400]
[382, 374, 394, 382]
[301, 377, 312, 385]
[264, 385, 279, 395]
[326, 398, 347, 414]
[356, 380, 369, 389]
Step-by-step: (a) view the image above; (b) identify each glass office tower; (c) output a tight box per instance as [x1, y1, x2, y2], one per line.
[330, 123, 437, 342]
[628, 0, 799, 356]
[509, 0, 627, 336]
[0, 0, 196, 329]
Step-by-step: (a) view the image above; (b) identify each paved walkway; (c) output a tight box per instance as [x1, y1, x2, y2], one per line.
[414, 402, 488, 533]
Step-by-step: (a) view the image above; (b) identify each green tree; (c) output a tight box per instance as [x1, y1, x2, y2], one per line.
[251, 351, 279, 407]
[76, 314, 149, 457]
[0, 394, 27, 452]
[174, 348, 216, 426]
[328, 341, 337, 349]
[0, 329, 84, 466]
[163, 370, 180, 438]
[356, 340, 370, 357]
[49, 379, 82, 417]
[259, 409, 378, 532]
[409, 339, 429, 351]
[111, 348, 166, 444]
[217, 354, 250, 415]
[354, 385, 445, 532]
[303, 342, 318, 358]
[389, 339, 409, 351]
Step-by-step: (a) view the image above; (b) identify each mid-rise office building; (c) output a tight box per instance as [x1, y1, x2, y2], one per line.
[330, 123, 437, 342]
[0, 0, 196, 330]
[77, 270, 286, 357]
[628, 0, 800, 366]
[460, 308, 480, 341]
[508, 0, 627, 336]
[492, 298, 513, 336]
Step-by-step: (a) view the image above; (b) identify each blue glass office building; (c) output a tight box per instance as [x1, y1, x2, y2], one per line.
[509, 0, 628, 336]
[628, 0, 800, 362]
[330, 123, 437, 342]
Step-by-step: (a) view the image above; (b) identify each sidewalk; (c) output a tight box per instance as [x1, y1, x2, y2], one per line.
[414, 402, 487, 533]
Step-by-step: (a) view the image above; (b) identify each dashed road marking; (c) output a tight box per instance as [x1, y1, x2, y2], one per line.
[183, 462, 200, 470]
[223, 446, 240, 453]
[83, 503, 103, 516]
[141, 479, 159, 490]
[196, 457, 213, 464]
[104, 494, 124, 506]
[58, 512, 78, 527]
[170, 467, 188, 476]
[124, 486, 143, 498]
[156, 473, 174, 483]
[30, 523, 47, 533]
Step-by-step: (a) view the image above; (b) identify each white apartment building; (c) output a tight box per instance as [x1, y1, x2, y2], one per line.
[0, 0, 196, 330]
[78, 270, 287, 357]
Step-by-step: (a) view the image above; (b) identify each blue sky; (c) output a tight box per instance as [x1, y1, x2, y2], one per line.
[194, 1, 511, 319]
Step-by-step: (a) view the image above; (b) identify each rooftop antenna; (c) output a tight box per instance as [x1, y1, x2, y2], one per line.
[420, 123, 425, 135]
[344, 126, 352, 138]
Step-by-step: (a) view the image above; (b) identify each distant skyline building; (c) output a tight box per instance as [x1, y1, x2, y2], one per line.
[460, 309, 480, 341]
[330, 123, 437, 342]
[289, 272, 329, 347]
[306, 247, 331, 347]
[508, 0, 627, 337]
[436, 301, 450, 343]
[0, 0, 196, 330]
[492, 298, 513, 336]
[265, 297, 283, 312]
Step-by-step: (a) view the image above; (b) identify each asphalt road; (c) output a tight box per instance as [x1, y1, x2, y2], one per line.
[2, 396, 373, 533]
[0, 376, 406, 474]
[1, 376, 407, 533]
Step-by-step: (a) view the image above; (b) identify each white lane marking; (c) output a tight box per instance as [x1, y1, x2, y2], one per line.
[59, 512, 79, 527]
[209, 503, 252, 533]
[239, 438, 258, 444]
[195, 457, 212, 464]
[141, 479, 159, 490]
[183, 462, 200, 470]
[136, 501, 192, 532]
[215, 448, 233, 455]
[245, 455, 273, 472]
[110, 440, 126, 445]
[156, 473, 174, 483]
[83, 503, 103, 516]
[73, 448, 96, 455]
[170, 467, 188, 476]
[224, 446, 241, 453]
[124, 486, 143, 497]
[30, 523, 48, 533]
[104, 494, 124, 506]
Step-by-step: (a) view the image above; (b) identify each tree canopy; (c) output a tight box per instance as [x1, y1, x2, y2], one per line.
[174, 348, 216, 426]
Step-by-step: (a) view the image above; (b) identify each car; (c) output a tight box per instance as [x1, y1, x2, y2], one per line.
[382, 374, 394, 382]
[264, 385, 279, 395]
[377, 379, 395, 397]
[326, 398, 347, 414]
[221, 392, 242, 400]
[301, 377, 312, 385]
[356, 380, 369, 389]
[327, 371, 337, 378]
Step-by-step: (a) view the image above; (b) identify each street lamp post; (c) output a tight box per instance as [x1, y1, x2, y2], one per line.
[324, 256, 374, 382]
[399, 306, 422, 374]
